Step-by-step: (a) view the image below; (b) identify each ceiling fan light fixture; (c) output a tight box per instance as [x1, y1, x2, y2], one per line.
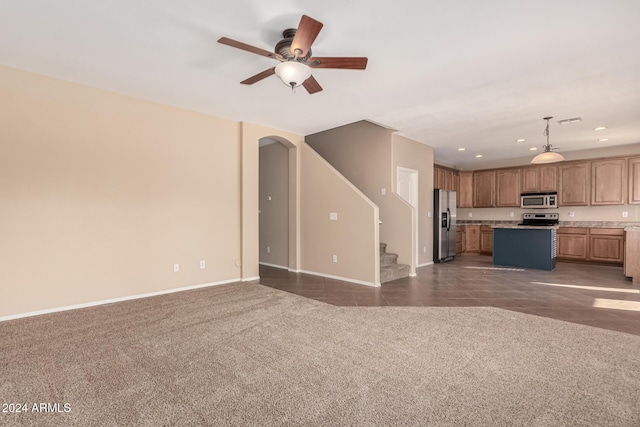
[275, 61, 311, 89]
[531, 116, 565, 164]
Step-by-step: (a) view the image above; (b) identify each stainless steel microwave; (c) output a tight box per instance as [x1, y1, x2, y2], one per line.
[520, 192, 558, 209]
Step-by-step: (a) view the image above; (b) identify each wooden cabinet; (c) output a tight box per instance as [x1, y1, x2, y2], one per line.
[496, 168, 521, 207]
[591, 158, 627, 205]
[465, 225, 480, 253]
[559, 162, 590, 206]
[629, 157, 640, 204]
[473, 171, 495, 207]
[557, 228, 588, 261]
[480, 226, 493, 255]
[455, 229, 463, 254]
[521, 167, 539, 193]
[557, 227, 624, 265]
[434, 164, 457, 191]
[588, 228, 624, 264]
[539, 166, 558, 192]
[625, 229, 640, 283]
[458, 171, 473, 208]
[520, 165, 557, 193]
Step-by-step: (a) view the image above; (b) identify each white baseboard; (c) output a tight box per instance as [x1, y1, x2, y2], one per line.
[418, 262, 434, 268]
[259, 262, 289, 270]
[288, 269, 301, 273]
[0, 278, 242, 323]
[298, 269, 380, 287]
[241, 276, 260, 282]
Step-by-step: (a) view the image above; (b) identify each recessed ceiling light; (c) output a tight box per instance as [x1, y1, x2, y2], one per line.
[516, 139, 526, 142]
[529, 147, 538, 151]
[598, 138, 609, 142]
[594, 126, 607, 131]
[458, 148, 466, 151]
[475, 154, 483, 158]
[558, 117, 582, 125]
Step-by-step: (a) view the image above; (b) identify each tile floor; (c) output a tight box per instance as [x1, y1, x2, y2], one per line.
[258, 255, 640, 336]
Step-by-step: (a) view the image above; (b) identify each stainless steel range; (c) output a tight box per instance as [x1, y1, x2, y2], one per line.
[518, 212, 559, 226]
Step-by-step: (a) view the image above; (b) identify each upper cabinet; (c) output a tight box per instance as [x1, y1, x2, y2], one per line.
[559, 162, 590, 206]
[520, 165, 557, 193]
[473, 170, 495, 207]
[496, 168, 521, 207]
[458, 171, 473, 208]
[591, 158, 627, 205]
[539, 165, 558, 192]
[629, 156, 640, 204]
[434, 164, 457, 192]
[436, 154, 636, 208]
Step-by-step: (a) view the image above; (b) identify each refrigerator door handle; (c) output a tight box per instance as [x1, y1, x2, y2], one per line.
[446, 208, 451, 231]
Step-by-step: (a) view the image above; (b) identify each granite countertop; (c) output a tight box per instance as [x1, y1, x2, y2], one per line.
[492, 225, 559, 230]
[457, 220, 640, 229]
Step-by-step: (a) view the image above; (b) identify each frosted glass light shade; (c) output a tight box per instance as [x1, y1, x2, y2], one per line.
[531, 151, 565, 164]
[275, 62, 311, 87]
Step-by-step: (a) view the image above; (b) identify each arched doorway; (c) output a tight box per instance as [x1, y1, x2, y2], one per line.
[259, 138, 289, 269]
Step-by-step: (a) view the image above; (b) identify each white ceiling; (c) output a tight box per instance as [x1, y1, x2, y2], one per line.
[2, 1, 639, 165]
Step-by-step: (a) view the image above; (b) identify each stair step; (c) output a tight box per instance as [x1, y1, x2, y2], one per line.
[380, 263, 411, 283]
[379, 242, 387, 254]
[380, 252, 398, 267]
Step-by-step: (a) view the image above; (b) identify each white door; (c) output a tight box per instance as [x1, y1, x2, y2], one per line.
[397, 167, 419, 266]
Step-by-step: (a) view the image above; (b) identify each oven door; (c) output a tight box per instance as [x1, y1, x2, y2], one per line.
[521, 195, 547, 208]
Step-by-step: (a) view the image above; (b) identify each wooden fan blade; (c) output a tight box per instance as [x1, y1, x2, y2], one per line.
[308, 57, 368, 69]
[302, 75, 323, 94]
[240, 67, 276, 85]
[290, 15, 323, 58]
[218, 37, 282, 60]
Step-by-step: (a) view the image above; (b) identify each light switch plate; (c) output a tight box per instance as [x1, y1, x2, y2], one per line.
[623, 211, 628, 218]
[381, 188, 386, 195]
[329, 212, 338, 221]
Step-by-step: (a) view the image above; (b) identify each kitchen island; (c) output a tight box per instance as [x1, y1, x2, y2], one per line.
[493, 225, 558, 271]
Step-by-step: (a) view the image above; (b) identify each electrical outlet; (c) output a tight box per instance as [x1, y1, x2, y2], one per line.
[623, 211, 628, 218]
[173, 263, 179, 272]
[509, 212, 514, 218]
[267, 196, 272, 201]
[329, 212, 338, 221]
[468, 212, 473, 218]
[381, 188, 386, 195]
[428, 212, 431, 218]
[423, 247, 427, 253]
[569, 211, 575, 217]
[200, 260, 206, 269]
[332, 255, 338, 263]
[267, 246, 271, 253]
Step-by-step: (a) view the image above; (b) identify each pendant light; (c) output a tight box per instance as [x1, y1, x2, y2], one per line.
[531, 116, 565, 164]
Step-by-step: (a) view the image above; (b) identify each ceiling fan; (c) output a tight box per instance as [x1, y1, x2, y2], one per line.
[218, 15, 368, 94]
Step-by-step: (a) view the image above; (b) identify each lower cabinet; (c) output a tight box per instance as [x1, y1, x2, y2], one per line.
[455, 229, 464, 254]
[557, 228, 589, 261]
[557, 227, 624, 265]
[464, 225, 480, 253]
[480, 226, 493, 255]
[588, 228, 624, 264]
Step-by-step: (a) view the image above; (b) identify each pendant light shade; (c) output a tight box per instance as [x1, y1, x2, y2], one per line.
[275, 61, 312, 89]
[531, 116, 565, 164]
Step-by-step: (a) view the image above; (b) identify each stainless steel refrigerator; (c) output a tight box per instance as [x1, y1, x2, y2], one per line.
[434, 189, 457, 262]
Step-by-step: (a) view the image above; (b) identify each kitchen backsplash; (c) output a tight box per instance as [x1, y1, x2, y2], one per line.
[457, 205, 640, 222]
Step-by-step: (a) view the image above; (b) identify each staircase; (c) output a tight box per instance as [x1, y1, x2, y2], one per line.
[380, 243, 411, 283]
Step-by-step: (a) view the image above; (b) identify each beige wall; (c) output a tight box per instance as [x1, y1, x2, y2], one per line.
[300, 143, 380, 285]
[259, 142, 289, 268]
[392, 134, 435, 266]
[0, 65, 242, 318]
[306, 121, 415, 271]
